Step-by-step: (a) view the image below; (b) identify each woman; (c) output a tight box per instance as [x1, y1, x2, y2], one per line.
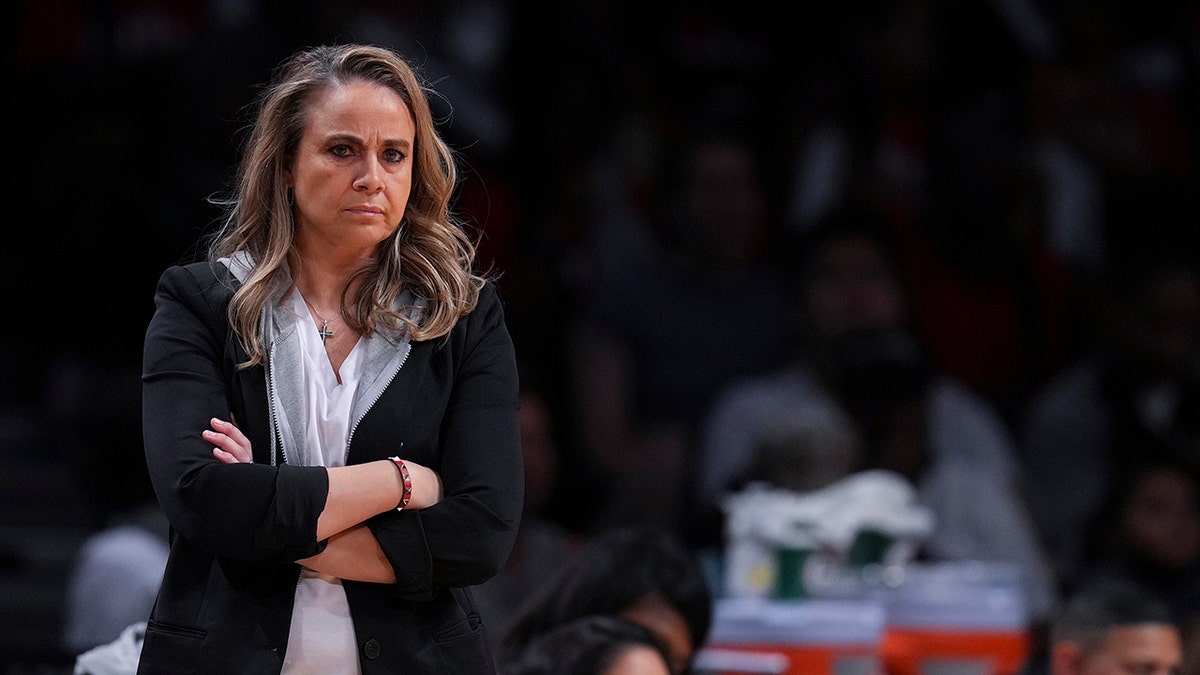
[139, 43, 523, 674]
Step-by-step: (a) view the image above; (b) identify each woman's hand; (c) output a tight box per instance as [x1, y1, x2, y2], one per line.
[204, 417, 253, 464]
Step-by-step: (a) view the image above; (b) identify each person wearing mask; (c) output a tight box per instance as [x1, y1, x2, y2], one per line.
[139, 43, 523, 674]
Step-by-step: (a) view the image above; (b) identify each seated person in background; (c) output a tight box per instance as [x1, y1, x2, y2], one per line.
[732, 396, 862, 496]
[474, 371, 583, 654]
[55, 356, 167, 656]
[1038, 577, 1182, 675]
[1019, 258, 1200, 590]
[565, 128, 792, 538]
[498, 526, 713, 675]
[497, 615, 673, 675]
[62, 501, 168, 656]
[1074, 455, 1200, 672]
[697, 212, 1057, 622]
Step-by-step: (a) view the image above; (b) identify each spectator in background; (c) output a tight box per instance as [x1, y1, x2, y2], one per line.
[498, 614, 673, 675]
[565, 127, 791, 539]
[1023, 0, 1200, 280]
[1020, 258, 1200, 590]
[697, 211, 1057, 623]
[474, 367, 583, 655]
[724, 395, 863, 499]
[47, 355, 168, 657]
[498, 526, 713, 675]
[1073, 456, 1200, 670]
[778, 0, 947, 239]
[894, 94, 1077, 425]
[1027, 576, 1183, 675]
[61, 503, 167, 657]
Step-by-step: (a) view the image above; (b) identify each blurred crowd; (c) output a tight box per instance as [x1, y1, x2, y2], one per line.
[6, 0, 1200, 672]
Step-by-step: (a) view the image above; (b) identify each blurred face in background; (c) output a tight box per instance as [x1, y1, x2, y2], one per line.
[1119, 465, 1200, 572]
[803, 233, 907, 343]
[680, 138, 769, 267]
[1132, 270, 1200, 377]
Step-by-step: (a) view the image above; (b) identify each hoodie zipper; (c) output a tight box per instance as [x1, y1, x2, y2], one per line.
[343, 341, 412, 465]
[267, 336, 283, 467]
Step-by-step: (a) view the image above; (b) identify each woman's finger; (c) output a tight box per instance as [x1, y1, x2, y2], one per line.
[213, 417, 252, 448]
[204, 423, 253, 463]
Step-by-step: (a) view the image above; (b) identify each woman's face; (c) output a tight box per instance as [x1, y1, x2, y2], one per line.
[287, 78, 415, 258]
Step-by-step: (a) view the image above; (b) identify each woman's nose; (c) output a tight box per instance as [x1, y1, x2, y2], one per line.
[354, 157, 384, 192]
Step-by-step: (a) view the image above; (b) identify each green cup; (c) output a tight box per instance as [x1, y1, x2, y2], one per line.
[774, 547, 813, 599]
[846, 528, 893, 567]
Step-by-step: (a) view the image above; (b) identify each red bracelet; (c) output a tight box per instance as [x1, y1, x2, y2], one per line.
[387, 456, 413, 510]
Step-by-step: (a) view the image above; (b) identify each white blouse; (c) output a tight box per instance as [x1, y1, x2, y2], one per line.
[282, 287, 364, 675]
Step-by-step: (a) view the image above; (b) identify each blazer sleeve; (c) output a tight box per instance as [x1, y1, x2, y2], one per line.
[366, 283, 524, 596]
[142, 263, 329, 563]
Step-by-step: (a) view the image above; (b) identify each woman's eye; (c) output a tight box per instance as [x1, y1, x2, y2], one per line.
[330, 144, 353, 158]
[383, 148, 406, 163]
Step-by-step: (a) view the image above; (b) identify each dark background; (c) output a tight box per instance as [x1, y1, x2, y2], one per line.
[4, 0, 1200, 670]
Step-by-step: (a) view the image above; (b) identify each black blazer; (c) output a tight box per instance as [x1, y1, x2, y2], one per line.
[138, 261, 523, 674]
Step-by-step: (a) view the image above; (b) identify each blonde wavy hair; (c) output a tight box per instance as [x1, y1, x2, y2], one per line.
[208, 43, 485, 367]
